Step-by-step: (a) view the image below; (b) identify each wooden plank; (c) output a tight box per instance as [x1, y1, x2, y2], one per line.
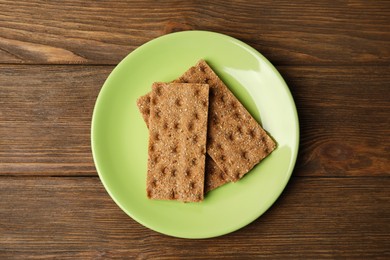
[0, 65, 389, 177]
[0, 66, 109, 175]
[0, 177, 388, 258]
[278, 66, 390, 177]
[0, 0, 389, 65]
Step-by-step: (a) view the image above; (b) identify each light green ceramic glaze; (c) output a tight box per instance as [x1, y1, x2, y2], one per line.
[91, 31, 299, 239]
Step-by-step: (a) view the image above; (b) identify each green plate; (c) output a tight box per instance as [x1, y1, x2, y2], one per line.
[91, 31, 299, 239]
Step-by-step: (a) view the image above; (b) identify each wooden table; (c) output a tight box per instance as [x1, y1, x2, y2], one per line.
[1, 1, 389, 258]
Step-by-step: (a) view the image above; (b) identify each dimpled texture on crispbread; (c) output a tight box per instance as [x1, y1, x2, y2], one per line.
[136, 93, 152, 128]
[146, 82, 209, 202]
[174, 60, 276, 181]
[136, 86, 230, 193]
[204, 155, 231, 192]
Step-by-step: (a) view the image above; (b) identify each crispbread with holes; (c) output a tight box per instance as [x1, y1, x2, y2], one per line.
[146, 82, 209, 202]
[137, 94, 228, 193]
[174, 60, 276, 181]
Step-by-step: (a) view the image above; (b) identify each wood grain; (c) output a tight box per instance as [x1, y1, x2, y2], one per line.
[0, 177, 388, 259]
[279, 66, 390, 177]
[1, 65, 388, 177]
[0, 66, 107, 176]
[1, 1, 390, 258]
[0, 0, 389, 65]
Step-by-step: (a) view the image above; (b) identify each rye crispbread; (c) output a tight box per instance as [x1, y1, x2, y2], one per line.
[146, 82, 209, 202]
[137, 89, 229, 193]
[174, 60, 276, 181]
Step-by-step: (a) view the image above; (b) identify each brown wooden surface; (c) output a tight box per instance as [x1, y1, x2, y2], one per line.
[1, 177, 389, 258]
[1, 0, 389, 258]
